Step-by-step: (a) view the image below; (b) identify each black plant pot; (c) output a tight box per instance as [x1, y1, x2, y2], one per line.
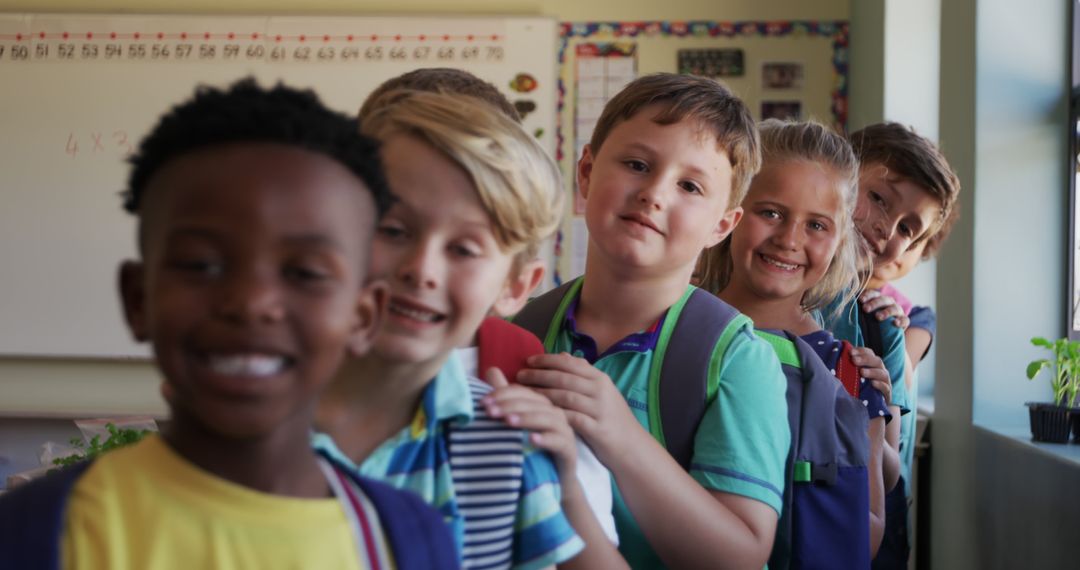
[1071, 408, 1080, 442]
[1026, 402, 1072, 443]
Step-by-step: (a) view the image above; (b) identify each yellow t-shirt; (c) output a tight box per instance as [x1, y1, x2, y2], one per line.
[62, 434, 373, 570]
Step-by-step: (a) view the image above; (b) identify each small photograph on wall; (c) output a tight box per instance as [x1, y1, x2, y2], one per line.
[762, 62, 804, 89]
[762, 100, 802, 121]
[678, 48, 744, 78]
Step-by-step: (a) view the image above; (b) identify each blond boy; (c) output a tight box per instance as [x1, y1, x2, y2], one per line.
[316, 91, 625, 569]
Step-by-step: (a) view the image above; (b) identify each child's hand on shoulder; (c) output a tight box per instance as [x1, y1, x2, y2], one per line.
[850, 347, 892, 405]
[860, 289, 910, 330]
[481, 368, 578, 478]
[516, 353, 640, 463]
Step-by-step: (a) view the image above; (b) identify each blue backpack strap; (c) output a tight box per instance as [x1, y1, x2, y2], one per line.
[445, 378, 525, 570]
[511, 278, 581, 351]
[320, 453, 458, 570]
[0, 461, 93, 570]
[653, 288, 747, 470]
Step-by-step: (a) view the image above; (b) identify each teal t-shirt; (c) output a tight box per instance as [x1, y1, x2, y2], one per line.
[821, 294, 913, 491]
[541, 283, 790, 569]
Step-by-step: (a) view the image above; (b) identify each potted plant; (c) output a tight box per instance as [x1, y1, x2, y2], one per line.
[50, 422, 152, 471]
[1025, 337, 1080, 443]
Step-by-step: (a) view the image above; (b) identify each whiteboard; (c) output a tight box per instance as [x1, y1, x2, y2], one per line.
[0, 13, 558, 358]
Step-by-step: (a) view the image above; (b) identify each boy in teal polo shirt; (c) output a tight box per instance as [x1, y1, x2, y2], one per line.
[516, 73, 790, 569]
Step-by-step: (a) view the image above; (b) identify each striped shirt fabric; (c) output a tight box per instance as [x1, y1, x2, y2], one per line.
[313, 352, 583, 570]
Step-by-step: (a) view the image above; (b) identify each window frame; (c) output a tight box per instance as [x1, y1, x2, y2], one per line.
[1069, 0, 1080, 339]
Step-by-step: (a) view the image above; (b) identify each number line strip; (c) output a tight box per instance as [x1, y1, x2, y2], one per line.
[0, 33, 502, 42]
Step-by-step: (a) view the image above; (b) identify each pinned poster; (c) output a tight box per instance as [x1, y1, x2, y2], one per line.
[573, 41, 636, 214]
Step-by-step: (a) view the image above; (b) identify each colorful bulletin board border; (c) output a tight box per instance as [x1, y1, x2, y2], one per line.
[552, 20, 850, 284]
[556, 20, 850, 157]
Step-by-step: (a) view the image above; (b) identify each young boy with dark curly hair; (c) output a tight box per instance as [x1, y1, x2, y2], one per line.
[0, 78, 455, 570]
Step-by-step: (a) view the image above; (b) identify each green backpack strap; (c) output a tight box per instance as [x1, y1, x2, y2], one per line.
[515, 282, 749, 473]
[754, 330, 802, 369]
[754, 330, 814, 482]
[650, 287, 748, 471]
[511, 278, 581, 351]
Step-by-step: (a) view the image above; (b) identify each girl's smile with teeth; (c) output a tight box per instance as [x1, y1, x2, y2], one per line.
[758, 253, 800, 272]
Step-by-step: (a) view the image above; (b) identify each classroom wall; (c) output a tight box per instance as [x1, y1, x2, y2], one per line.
[0, 0, 851, 419]
[0, 0, 849, 22]
[849, 0, 941, 401]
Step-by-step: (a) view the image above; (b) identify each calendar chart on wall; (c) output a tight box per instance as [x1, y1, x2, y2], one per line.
[0, 13, 558, 358]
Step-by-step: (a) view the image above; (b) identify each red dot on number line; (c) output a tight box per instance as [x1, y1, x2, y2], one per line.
[419, 34, 426, 41]
[251, 33, 259, 39]
[347, 35, 354, 41]
[491, 34, 498, 40]
[275, 35, 282, 42]
[110, 32, 116, 39]
[157, 32, 163, 39]
[443, 34, 450, 41]
[39, 31, 46, 39]
[62, 32, 69, 39]
[133, 32, 140, 39]
[86, 33, 93, 39]
[180, 33, 187, 39]
[371, 34, 378, 41]
[228, 32, 235, 39]
[203, 32, 210, 39]
[15, 33, 21, 40]
[467, 34, 474, 41]
[323, 35, 330, 42]
[299, 35, 306, 42]
[394, 35, 401, 41]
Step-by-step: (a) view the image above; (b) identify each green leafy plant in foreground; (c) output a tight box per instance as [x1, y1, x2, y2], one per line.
[1026, 336, 1080, 407]
[51, 423, 152, 470]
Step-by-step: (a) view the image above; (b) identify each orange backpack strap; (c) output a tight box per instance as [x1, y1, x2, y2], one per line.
[834, 340, 861, 398]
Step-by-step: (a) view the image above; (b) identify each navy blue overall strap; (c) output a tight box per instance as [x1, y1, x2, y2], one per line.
[655, 288, 746, 470]
[0, 461, 93, 570]
[858, 305, 885, 357]
[320, 452, 459, 570]
[445, 378, 526, 570]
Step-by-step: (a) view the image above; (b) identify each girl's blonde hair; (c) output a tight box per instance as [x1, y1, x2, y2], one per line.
[360, 89, 563, 263]
[697, 119, 870, 314]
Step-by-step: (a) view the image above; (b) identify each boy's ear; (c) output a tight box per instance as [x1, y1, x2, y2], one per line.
[576, 144, 595, 200]
[492, 259, 545, 318]
[706, 206, 744, 249]
[118, 261, 149, 342]
[347, 278, 388, 357]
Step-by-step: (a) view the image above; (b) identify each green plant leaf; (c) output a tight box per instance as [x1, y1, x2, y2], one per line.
[1032, 336, 1053, 348]
[1027, 359, 1050, 379]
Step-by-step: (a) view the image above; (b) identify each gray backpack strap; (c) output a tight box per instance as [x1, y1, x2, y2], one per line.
[653, 288, 748, 471]
[446, 378, 526, 570]
[512, 279, 580, 350]
[763, 329, 870, 570]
